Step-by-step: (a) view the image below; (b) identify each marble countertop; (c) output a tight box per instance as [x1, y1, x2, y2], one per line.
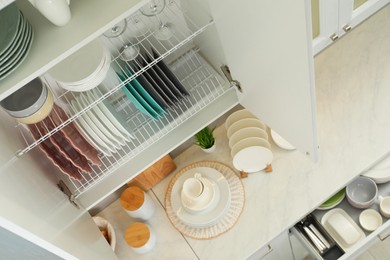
[98, 5, 390, 259]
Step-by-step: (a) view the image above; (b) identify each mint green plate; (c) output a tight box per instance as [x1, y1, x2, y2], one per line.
[118, 73, 159, 120]
[320, 188, 346, 208]
[125, 66, 165, 114]
[0, 4, 21, 57]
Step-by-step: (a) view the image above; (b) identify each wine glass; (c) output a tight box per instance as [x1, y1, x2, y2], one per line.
[139, 0, 174, 41]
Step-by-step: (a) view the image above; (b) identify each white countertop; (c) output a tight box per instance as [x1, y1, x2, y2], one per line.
[98, 5, 390, 259]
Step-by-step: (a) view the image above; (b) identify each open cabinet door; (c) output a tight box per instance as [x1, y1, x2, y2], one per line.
[0, 111, 116, 259]
[206, 0, 319, 161]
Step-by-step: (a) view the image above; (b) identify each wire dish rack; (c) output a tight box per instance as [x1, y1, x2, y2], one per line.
[15, 0, 214, 157]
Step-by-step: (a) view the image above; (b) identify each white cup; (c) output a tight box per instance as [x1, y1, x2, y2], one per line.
[181, 173, 205, 207]
[378, 195, 390, 218]
[28, 0, 71, 26]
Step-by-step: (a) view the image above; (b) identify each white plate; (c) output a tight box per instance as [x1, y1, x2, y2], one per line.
[227, 118, 266, 139]
[225, 109, 257, 130]
[91, 88, 135, 140]
[362, 155, 390, 183]
[270, 129, 296, 150]
[231, 136, 271, 158]
[77, 95, 123, 149]
[229, 127, 268, 149]
[233, 146, 273, 173]
[321, 208, 366, 252]
[69, 100, 114, 156]
[82, 92, 129, 143]
[49, 39, 105, 84]
[171, 167, 231, 228]
[73, 98, 118, 153]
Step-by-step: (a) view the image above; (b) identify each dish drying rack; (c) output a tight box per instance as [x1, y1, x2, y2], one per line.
[14, 0, 231, 197]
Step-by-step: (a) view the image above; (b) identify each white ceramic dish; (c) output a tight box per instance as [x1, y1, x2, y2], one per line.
[231, 136, 271, 158]
[359, 209, 382, 232]
[227, 118, 266, 139]
[91, 89, 135, 140]
[228, 127, 268, 149]
[49, 39, 105, 84]
[92, 216, 116, 251]
[321, 208, 366, 251]
[171, 167, 231, 228]
[77, 95, 123, 149]
[82, 92, 128, 144]
[233, 146, 273, 173]
[270, 129, 296, 150]
[72, 99, 117, 154]
[225, 109, 257, 130]
[362, 155, 390, 183]
[182, 177, 220, 215]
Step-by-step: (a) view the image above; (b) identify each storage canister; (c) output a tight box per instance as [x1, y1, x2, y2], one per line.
[125, 222, 156, 254]
[120, 186, 155, 220]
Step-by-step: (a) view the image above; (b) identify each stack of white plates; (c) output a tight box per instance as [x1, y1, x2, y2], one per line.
[225, 109, 273, 173]
[48, 39, 111, 92]
[69, 89, 135, 156]
[0, 4, 34, 80]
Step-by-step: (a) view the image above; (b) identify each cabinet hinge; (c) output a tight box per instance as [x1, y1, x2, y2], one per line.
[221, 65, 242, 92]
[58, 180, 79, 209]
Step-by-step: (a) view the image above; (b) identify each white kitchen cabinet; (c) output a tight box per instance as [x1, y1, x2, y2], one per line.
[248, 231, 293, 260]
[312, 0, 389, 55]
[0, 0, 318, 258]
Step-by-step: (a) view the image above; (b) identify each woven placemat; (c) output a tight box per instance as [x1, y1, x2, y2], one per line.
[164, 161, 245, 240]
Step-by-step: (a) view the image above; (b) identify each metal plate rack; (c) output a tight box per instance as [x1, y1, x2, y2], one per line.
[15, 0, 215, 157]
[13, 0, 230, 196]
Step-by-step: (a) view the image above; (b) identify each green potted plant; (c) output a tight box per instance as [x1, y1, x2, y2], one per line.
[194, 126, 216, 153]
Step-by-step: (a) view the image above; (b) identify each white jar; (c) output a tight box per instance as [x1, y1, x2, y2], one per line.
[125, 222, 156, 254]
[120, 186, 155, 221]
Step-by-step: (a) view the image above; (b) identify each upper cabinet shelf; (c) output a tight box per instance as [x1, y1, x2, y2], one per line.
[0, 0, 144, 101]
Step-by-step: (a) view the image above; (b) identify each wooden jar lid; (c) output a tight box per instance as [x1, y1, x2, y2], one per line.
[125, 222, 150, 248]
[120, 186, 144, 211]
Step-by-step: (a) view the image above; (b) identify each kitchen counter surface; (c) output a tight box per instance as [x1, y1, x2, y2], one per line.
[98, 5, 390, 259]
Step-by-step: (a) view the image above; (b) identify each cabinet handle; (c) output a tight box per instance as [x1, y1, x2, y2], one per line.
[378, 233, 390, 241]
[259, 245, 273, 259]
[343, 24, 352, 32]
[330, 33, 339, 41]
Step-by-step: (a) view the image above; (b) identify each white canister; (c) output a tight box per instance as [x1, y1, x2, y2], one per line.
[125, 222, 156, 254]
[120, 186, 155, 220]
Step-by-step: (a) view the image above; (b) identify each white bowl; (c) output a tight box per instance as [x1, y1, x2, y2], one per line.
[359, 209, 382, 232]
[346, 176, 378, 209]
[92, 216, 116, 251]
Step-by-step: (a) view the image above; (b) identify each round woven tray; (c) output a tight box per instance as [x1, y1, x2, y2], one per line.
[164, 161, 245, 240]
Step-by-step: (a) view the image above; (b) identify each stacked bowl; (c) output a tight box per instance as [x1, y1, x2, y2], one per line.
[48, 39, 111, 92]
[225, 109, 273, 173]
[0, 3, 34, 80]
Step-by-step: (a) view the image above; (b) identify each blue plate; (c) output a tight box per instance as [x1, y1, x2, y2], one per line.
[125, 65, 165, 114]
[118, 72, 159, 120]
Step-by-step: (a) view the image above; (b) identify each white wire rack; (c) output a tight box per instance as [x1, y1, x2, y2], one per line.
[68, 49, 229, 196]
[15, 0, 214, 156]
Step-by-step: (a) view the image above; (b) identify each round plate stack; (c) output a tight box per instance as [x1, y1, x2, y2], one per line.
[48, 39, 111, 92]
[0, 4, 34, 80]
[225, 109, 273, 173]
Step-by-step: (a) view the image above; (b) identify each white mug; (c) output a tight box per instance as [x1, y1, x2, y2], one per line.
[378, 195, 390, 218]
[181, 173, 205, 207]
[28, 0, 71, 26]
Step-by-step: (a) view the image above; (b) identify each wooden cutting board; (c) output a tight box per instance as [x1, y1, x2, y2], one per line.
[127, 154, 176, 191]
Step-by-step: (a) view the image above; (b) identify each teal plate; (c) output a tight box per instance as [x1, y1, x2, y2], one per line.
[118, 73, 159, 120]
[0, 4, 21, 57]
[125, 65, 165, 114]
